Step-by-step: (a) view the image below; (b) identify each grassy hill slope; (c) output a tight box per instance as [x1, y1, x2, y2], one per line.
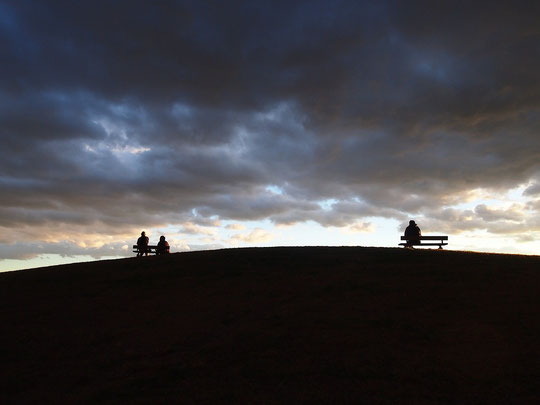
[1, 247, 540, 404]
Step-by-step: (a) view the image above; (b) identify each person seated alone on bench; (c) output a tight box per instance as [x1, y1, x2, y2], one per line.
[136, 231, 150, 257]
[404, 220, 421, 247]
[156, 235, 170, 255]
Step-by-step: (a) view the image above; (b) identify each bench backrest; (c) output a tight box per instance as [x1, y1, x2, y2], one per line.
[400, 236, 448, 241]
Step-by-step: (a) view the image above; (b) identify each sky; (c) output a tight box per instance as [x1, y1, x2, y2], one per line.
[1, 0, 539, 272]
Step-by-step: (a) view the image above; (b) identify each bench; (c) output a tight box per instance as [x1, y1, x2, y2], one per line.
[133, 245, 159, 255]
[399, 236, 448, 249]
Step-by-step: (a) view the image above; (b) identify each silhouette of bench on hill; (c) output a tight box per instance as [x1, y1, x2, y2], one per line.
[399, 236, 448, 249]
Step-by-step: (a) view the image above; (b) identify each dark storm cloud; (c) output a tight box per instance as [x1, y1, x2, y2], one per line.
[523, 182, 540, 196]
[1, 0, 539, 259]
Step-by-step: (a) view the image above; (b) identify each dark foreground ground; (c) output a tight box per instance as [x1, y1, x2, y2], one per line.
[1, 247, 540, 404]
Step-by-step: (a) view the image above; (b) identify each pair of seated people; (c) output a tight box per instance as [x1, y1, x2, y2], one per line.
[136, 232, 170, 256]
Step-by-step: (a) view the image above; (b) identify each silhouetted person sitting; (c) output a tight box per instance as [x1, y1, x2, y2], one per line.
[156, 235, 170, 255]
[137, 231, 149, 257]
[404, 220, 421, 247]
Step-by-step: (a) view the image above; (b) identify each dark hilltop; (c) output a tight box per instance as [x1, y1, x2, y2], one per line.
[1, 247, 540, 404]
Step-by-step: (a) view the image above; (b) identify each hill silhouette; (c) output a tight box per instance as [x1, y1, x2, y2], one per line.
[1, 247, 539, 404]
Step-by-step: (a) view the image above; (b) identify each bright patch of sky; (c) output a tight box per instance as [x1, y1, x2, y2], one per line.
[2, 213, 537, 274]
[0, 255, 126, 273]
[448, 231, 540, 256]
[318, 199, 338, 210]
[266, 185, 284, 195]
[1, 186, 538, 274]
[111, 145, 151, 155]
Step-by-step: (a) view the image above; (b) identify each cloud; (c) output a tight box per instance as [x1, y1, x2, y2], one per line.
[226, 223, 247, 231]
[179, 222, 218, 236]
[523, 183, 540, 197]
[230, 228, 275, 244]
[474, 204, 523, 223]
[348, 222, 375, 233]
[409, 201, 540, 241]
[1, 0, 539, 259]
[527, 199, 540, 212]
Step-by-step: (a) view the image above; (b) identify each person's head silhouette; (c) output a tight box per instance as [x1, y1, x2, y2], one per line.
[141, 231, 146, 236]
[160, 235, 165, 241]
[409, 220, 416, 225]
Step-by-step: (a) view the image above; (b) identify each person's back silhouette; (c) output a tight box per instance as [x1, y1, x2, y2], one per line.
[156, 235, 170, 255]
[137, 231, 149, 257]
[404, 220, 421, 247]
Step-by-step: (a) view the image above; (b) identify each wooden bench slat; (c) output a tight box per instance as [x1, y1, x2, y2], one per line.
[399, 243, 448, 246]
[400, 236, 448, 241]
[133, 245, 157, 252]
[399, 235, 449, 249]
[133, 244, 169, 255]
